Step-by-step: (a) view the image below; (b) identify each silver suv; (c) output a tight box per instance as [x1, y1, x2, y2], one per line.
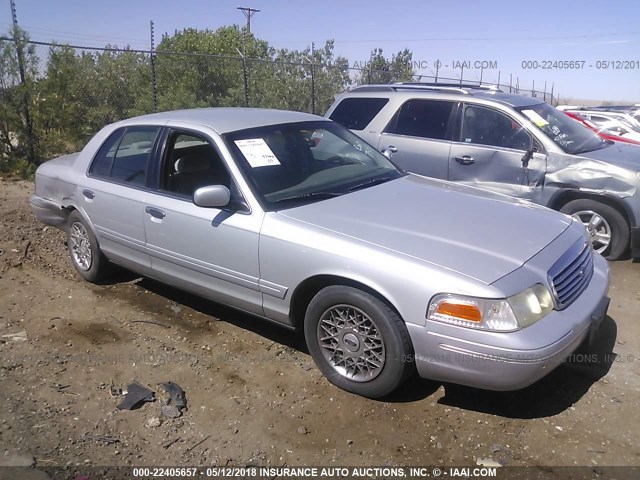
[326, 83, 640, 260]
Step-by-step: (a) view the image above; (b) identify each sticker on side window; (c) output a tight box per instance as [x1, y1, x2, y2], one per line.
[521, 109, 549, 128]
[234, 139, 281, 167]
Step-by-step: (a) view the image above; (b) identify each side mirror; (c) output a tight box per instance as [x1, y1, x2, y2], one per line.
[193, 185, 231, 208]
[382, 145, 398, 159]
[521, 136, 535, 169]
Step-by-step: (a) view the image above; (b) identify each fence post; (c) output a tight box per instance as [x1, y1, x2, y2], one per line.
[310, 42, 316, 114]
[149, 20, 158, 113]
[310, 63, 316, 114]
[10, 0, 37, 164]
[236, 49, 249, 107]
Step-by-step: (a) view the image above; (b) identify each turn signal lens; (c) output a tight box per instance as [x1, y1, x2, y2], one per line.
[435, 302, 482, 322]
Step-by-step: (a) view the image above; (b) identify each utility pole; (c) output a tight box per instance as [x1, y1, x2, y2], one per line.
[237, 7, 260, 34]
[237, 7, 260, 107]
[10, 0, 36, 164]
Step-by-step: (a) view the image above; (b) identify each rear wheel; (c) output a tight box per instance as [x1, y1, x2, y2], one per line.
[66, 211, 111, 283]
[560, 199, 629, 260]
[304, 286, 414, 398]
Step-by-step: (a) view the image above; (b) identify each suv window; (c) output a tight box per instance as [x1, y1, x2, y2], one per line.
[461, 105, 530, 150]
[90, 126, 160, 185]
[329, 97, 389, 131]
[386, 99, 455, 140]
[161, 131, 231, 199]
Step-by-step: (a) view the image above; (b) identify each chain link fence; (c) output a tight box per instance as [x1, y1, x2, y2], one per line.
[0, 37, 557, 175]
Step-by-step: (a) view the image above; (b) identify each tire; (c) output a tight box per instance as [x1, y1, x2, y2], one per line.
[304, 286, 415, 398]
[66, 211, 111, 283]
[559, 199, 629, 260]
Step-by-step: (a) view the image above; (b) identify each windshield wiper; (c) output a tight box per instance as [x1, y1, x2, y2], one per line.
[274, 191, 343, 203]
[347, 175, 395, 192]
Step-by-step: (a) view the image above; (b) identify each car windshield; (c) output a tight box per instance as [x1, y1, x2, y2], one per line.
[224, 121, 403, 210]
[516, 103, 607, 155]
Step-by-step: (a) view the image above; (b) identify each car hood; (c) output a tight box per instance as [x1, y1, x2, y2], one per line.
[578, 142, 640, 169]
[279, 174, 573, 284]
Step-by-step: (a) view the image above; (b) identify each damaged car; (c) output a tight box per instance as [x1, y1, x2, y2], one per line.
[30, 108, 609, 398]
[327, 83, 640, 259]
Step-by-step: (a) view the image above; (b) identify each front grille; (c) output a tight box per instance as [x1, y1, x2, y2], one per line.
[549, 240, 594, 309]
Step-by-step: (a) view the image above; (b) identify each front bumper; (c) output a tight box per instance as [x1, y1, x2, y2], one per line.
[29, 194, 67, 229]
[631, 226, 640, 259]
[407, 253, 610, 391]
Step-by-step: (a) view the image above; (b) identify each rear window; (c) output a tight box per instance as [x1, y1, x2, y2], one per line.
[329, 97, 389, 130]
[386, 99, 456, 140]
[89, 126, 160, 186]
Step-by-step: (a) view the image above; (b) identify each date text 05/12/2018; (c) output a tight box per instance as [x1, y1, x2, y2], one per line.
[521, 60, 640, 70]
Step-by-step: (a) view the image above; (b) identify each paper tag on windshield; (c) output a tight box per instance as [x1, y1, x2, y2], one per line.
[521, 109, 549, 127]
[234, 139, 281, 167]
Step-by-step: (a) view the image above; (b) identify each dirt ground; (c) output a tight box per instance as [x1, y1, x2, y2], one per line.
[0, 179, 639, 472]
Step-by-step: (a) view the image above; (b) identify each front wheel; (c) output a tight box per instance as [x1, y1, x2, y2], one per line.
[304, 286, 415, 398]
[560, 199, 629, 260]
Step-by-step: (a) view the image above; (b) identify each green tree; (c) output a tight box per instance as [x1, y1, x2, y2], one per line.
[35, 45, 150, 158]
[249, 40, 351, 113]
[358, 48, 415, 84]
[0, 28, 40, 174]
[155, 26, 269, 110]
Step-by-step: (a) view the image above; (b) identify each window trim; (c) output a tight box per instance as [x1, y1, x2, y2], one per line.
[153, 126, 251, 214]
[382, 98, 458, 141]
[86, 125, 162, 190]
[456, 103, 538, 152]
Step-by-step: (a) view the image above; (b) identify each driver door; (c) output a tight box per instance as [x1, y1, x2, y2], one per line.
[448, 104, 547, 199]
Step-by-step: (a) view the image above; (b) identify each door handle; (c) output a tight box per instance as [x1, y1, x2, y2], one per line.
[454, 155, 475, 165]
[82, 189, 95, 200]
[145, 206, 166, 219]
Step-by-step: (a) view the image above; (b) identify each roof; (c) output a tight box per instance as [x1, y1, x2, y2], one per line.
[348, 84, 546, 108]
[120, 108, 326, 134]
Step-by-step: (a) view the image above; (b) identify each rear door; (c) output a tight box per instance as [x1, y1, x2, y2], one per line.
[377, 99, 457, 179]
[448, 103, 547, 198]
[82, 126, 161, 271]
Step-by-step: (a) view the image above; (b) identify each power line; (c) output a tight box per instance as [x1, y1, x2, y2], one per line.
[267, 30, 640, 46]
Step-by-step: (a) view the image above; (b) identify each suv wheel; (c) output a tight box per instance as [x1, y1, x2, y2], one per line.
[304, 286, 415, 398]
[560, 199, 629, 260]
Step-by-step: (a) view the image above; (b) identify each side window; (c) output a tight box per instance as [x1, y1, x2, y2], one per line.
[329, 98, 389, 131]
[386, 99, 455, 140]
[161, 131, 230, 199]
[89, 129, 124, 177]
[461, 105, 531, 150]
[589, 115, 609, 124]
[89, 126, 160, 186]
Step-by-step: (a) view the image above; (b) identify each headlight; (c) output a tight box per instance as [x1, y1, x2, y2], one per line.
[427, 284, 554, 331]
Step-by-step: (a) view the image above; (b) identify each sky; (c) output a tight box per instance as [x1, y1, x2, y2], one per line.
[2, 0, 639, 102]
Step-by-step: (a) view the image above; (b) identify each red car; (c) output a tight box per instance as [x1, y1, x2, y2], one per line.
[564, 111, 640, 145]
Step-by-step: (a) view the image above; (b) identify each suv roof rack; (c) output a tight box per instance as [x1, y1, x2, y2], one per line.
[350, 83, 502, 95]
[396, 82, 502, 92]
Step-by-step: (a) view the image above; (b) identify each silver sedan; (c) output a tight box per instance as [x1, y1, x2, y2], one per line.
[30, 108, 610, 398]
